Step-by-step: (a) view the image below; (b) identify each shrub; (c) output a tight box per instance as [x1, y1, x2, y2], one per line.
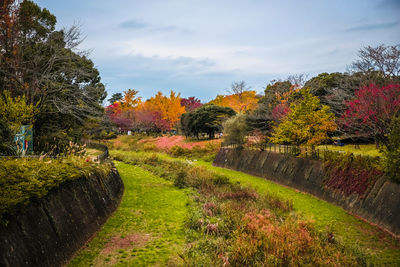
[0, 118, 14, 156]
[212, 174, 230, 185]
[0, 156, 111, 222]
[143, 143, 157, 152]
[169, 145, 186, 157]
[227, 211, 359, 266]
[384, 116, 400, 183]
[173, 170, 187, 188]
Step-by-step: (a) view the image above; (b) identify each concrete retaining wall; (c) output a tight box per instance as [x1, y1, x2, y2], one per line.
[213, 148, 400, 236]
[0, 166, 124, 267]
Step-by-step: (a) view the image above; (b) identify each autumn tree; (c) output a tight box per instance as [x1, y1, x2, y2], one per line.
[121, 89, 141, 109]
[105, 102, 133, 131]
[270, 89, 337, 146]
[341, 84, 400, 148]
[143, 91, 185, 130]
[181, 96, 202, 112]
[131, 108, 168, 133]
[208, 90, 258, 113]
[246, 79, 301, 134]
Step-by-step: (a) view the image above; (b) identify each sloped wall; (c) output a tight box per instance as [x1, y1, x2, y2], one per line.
[0, 166, 124, 267]
[213, 148, 400, 236]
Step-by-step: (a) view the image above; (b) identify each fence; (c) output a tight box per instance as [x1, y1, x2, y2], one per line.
[1, 141, 110, 162]
[85, 141, 109, 162]
[220, 142, 380, 161]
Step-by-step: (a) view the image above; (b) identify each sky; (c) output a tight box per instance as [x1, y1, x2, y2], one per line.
[34, 0, 400, 102]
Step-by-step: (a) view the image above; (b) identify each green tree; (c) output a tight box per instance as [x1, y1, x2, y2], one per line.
[0, 1, 107, 152]
[108, 93, 123, 104]
[304, 72, 361, 117]
[180, 105, 235, 139]
[270, 90, 336, 146]
[223, 113, 248, 146]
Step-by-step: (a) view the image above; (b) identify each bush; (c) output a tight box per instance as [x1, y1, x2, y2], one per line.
[0, 118, 14, 156]
[143, 143, 157, 152]
[227, 211, 359, 266]
[170, 145, 186, 157]
[0, 156, 111, 222]
[384, 116, 400, 183]
[174, 170, 187, 188]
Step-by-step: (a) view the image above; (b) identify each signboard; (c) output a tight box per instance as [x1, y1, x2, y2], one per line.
[14, 125, 33, 155]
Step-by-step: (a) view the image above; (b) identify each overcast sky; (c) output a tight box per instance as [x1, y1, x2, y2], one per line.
[35, 0, 400, 102]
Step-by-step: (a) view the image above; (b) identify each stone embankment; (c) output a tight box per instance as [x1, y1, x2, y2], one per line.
[0, 165, 124, 267]
[214, 148, 400, 236]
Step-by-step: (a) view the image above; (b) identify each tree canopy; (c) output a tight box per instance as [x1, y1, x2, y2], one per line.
[0, 0, 107, 152]
[270, 90, 337, 146]
[341, 83, 400, 147]
[180, 104, 236, 139]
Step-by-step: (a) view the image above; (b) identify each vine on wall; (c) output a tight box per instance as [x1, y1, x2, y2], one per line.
[323, 152, 384, 197]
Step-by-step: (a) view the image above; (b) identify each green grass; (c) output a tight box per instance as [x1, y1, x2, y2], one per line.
[86, 148, 103, 156]
[115, 150, 398, 265]
[195, 160, 399, 265]
[317, 144, 382, 157]
[68, 162, 191, 266]
[70, 150, 399, 266]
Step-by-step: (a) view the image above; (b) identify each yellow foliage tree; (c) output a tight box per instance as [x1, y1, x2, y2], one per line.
[119, 89, 142, 120]
[121, 89, 141, 109]
[270, 89, 336, 146]
[208, 91, 258, 113]
[0, 91, 37, 133]
[143, 90, 185, 129]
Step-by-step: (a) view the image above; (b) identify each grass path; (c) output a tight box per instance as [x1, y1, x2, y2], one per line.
[68, 162, 190, 266]
[195, 160, 399, 265]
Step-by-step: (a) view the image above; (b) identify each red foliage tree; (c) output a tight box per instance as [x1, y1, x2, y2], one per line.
[105, 102, 132, 131]
[342, 83, 400, 146]
[132, 109, 169, 132]
[181, 96, 202, 112]
[271, 103, 290, 121]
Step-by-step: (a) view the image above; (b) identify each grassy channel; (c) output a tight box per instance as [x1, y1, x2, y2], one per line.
[70, 149, 399, 266]
[111, 151, 384, 266]
[68, 162, 191, 266]
[117, 150, 399, 266]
